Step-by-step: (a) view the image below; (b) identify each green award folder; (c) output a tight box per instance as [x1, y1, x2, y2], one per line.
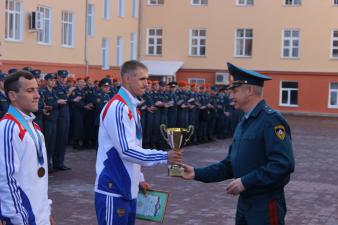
[136, 189, 169, 223]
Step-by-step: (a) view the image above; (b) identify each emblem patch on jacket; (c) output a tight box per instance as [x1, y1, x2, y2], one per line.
[274, 125, 286, 140]
[117, 208, 126, 217]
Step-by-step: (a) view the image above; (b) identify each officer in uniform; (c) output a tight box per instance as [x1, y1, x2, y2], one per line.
[93, 78, 112, 147]
[54, 70, 71, 170]
[41, 73, 59, 172]
[30, 69, 44, 129]
[167, 81, 178, 128]
[0, 72, 9, 118]
[180, 63, 295, 225]
[84, 76, 97, 148]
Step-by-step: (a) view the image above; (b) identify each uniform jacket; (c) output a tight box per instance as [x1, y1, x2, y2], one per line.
[0, 109, 51, 225]
[95, 87, 168, 200]
[195, 100, 295, 198]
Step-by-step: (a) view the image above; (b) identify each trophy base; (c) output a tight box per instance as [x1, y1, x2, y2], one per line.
[168, 165, 184, 177]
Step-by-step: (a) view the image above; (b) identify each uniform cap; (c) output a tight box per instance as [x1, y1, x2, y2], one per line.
[227, 62, 271, 89]
[8, 68, 18, 74]
[99, 78, 112, 87]
[31, 69, 41, 79]
[211, 85, 218, 92]
[22, 66, 33, 72]
[168, 81, 177, 88]
[44, 73, 56, 80]
[57, 70, 68, 78]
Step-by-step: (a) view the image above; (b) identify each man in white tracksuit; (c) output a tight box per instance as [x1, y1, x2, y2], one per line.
[94, 60, 182, 225]
[0, 71, 54, 225]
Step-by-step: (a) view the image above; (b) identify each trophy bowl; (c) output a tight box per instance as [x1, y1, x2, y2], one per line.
[160, 124, 194, 177]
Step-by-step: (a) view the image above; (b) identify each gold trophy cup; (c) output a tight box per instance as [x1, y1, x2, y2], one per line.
[160, 124, 194, 177]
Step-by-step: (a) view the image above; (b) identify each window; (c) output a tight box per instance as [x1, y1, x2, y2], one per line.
[282, 29, 300, 58]
[61, 11, 74, 47]
[284, 0, 301, 6]
[118, 0, 125, 17]
[191, 0, 208, 5]
[116, 36, 124, 66]
[37, 6, 52, 44]
[329, 83, 338, 108]
[280, 81, 298, 106]
[331, 30, 338, 58]
[236, 0, 254, 6]
[235, 28, 253, 57]
[103, 0, 110, 19]
[188, 78, 205, 84]
[148, 0, 164, 5]
[189, 29, 207, 56]
[87, 4, 95, 37]
[102, 38, 109, 69]
[132, 0, 138, 17]
[334, 0, 338, 5]
[130, 32, 136, 60]
[5, 0, 23, 41]
[146, 28, 162, 55]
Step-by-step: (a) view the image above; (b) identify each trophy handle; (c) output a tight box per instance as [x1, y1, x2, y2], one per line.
[160, 124, 168, 142]
[185, 125, 194, 142]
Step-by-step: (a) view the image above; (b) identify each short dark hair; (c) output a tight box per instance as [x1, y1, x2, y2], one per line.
[4, 70, 34, 97]
[120, 60, 147, 78]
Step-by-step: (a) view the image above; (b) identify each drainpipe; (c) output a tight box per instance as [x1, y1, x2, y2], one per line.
[84, 0, 89, 76]
[137, 0, 142, 60]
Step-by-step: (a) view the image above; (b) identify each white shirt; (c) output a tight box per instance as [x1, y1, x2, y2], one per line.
[0, 108, 51, 225]
[95, 87, 168, 200]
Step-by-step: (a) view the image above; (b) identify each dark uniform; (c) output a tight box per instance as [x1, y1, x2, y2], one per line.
[41, 73, 59, 171]
[54, 70, 71, 170]
[30, 69, 44, 129]
[0, 72, 9, 119]
[193, 63, 295, 225]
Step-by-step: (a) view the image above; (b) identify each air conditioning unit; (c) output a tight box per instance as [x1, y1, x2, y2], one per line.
[29, 11, 43, 31]
[215, 72, 229, 85]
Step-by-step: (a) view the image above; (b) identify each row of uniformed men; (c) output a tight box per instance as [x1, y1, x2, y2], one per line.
[139, 80, 244, 150]
[0, 67, 120, 173]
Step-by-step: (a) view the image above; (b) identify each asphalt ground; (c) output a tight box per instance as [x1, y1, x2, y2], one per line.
[49, 115, 338, 225]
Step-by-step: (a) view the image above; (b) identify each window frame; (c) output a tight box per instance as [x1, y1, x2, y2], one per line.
[130, 32, 137, 60]
[5, 0, 23, 42]
[37, 5, 52, 45]
[61, 11, 75, 48]
[279, 81, 299, 107]
[103, 0, 110, 19]
[328, 82, 338, 109]
[234, 28, 253, 57]
[284, 0, 301, 6]
[281, 28, 300, 59]
[132, 0, 138, 17]
[146, 28, 163, 56]
[191, 0, 208, 6]
[118, 0, 125, 17]
[102, 38, 110, 70]
[147, 0, 164, 6]
[236, 0, 254, 6]
[188, 78, 205, 84]
[189, 28, 207, 56]
[116, 36, 124, 66]
[87, 4, 95, 37]
[330, 30, 338, 59]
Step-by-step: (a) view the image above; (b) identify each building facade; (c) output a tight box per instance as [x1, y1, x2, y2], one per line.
[0, 0, 338, 115]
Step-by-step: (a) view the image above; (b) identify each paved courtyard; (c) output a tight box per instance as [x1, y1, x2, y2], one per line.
[49, 115, 338, 225]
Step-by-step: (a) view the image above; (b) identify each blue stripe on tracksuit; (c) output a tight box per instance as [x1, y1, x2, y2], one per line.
[1, 121, 36, 225]
[95, 192, 136, 225]
[115, 102, 167, 161]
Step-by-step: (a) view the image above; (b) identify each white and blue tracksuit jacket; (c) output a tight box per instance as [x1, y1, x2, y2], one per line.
[94, 87, 168, 200]
[0, 110, 51, 225]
